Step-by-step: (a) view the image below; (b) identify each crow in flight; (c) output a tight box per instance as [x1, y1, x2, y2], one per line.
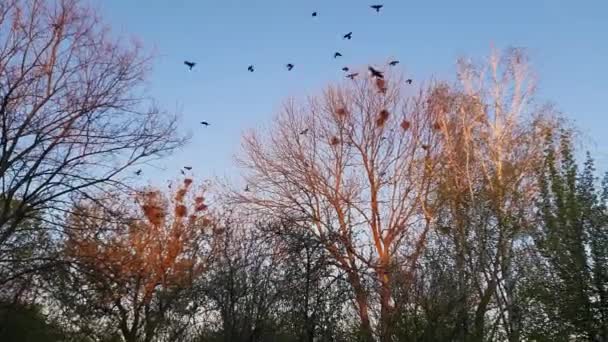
[334, 52, 343, 58]
[184, 166, 192, 170]
[389, 60, 400, 66]
[370, 4, 384, 12]
[343, 32, 353, 40]
[184, 61, 196, 70]
[346, 73, 359, 80]
[312, 11, 318, 17]
[286, 63, 294, 71]
[201, 121, 210, 126]
[248, 65, 254, 72]
[368, 66, 384, 78]
[300, 128, 309, 135]
[135, 169, 142, 176]
[406, 79, 413, 84]
[342, 67, 349, 72]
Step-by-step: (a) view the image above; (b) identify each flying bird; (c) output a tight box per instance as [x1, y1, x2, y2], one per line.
[184, 61, 196, 70]
[300, 128, 309, 135]
[248, 65, 254, 72]
[346, 73, 359, 80]
[389, 60, 400, 66]
[334, 52, 343, 58]
[200, 121, 210, 126]
[180, 169, 185, 175]
[135, 169, 142, 176]
[370, 4, 384, 12]
[286, 63, 294, 71]
[368, 66, 384, 78]
[183, 166, 192, 170]
[343, 32, 353, 40]
[342, 67, 350, 72]
[312, 11, 318, 17]
[406, 79, 413, 84]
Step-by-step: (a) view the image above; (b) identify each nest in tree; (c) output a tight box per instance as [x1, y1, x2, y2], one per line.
[376, 109, 390, 127]
[401, 119, 411, 131]
[375, 78, 387, 94]
[421, 144, 430, 151]
[335, 107, 348, 117]
[175, 205, 188, 218]
[330, 136, 340, 146]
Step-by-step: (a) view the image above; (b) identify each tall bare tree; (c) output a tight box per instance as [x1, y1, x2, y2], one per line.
[238, 71, 443, 340]
[0, 0, 183, 286]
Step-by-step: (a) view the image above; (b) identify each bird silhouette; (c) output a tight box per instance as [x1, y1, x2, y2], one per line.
[312, 11, 318, 17]
[135, 169, 142, 176]
[286, 63, 294, 71]
[368, 66, 384, 78]
[180, 169, 185, 175]
[343, 32, 353, 40]
[389, 60, 400, 66]
[346, 73, 359, 80]
[342, 67, 350, 72]
[201, 121, 210, 126]
[370, 4, 384, 12]
[334, 52, 343, 58]
[248, 65, 254, 72]
[406, 79, 413, 84]
[184, 166, 192, 170]
[184, 61, 196, 70]
[245, 185, 250, 192]
[300, 128, 309, 135]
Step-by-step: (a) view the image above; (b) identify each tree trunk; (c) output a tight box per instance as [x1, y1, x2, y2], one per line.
[348, 272, 374, 342]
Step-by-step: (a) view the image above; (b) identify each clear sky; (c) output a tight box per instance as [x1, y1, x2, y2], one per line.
[91, 0, 608, 185]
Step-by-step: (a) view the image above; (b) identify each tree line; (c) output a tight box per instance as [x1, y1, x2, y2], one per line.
[1, 1, 606, 341]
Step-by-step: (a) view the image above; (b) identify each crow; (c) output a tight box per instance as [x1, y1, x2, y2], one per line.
[346, 73, 359, 80]
[286, 63, 294, 71]
[343, 32, 353, 40]
[184, 61, 196, 70]
[180, 169, 185, 175]
[184, 166, 192, 170]
[334, 52, 343, 58]
[201, 121, 210, 126]
[370, 4, 384, 12]
[312, 11, 318, 17]
[368, 66, 384, 78]
[300, 128, 309, 135]
[342, 67, 350, 72]
[406, 79, 413, 84]
[135, 169, 142, 176]
[248, 65, 254, 72]
[389, 60, 400, 66]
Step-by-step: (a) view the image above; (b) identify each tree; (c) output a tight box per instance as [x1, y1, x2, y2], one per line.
[238, 72, 443, 341]
[55, 178, 216, 342]
[527, 130, 608, 341]
[426, 48, 551, 341]
[0, 0, 182, 285]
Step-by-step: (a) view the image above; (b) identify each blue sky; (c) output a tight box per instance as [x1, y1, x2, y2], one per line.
[92, 0, 608, 185]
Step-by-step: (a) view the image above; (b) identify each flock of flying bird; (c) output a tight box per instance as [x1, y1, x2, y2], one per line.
[136, 4, 413, 179]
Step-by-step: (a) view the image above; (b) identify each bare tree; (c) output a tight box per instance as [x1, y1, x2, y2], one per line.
[55, 178, 216, 342]
[0, 0, 183, 286]
[238, 70, 443, 341]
